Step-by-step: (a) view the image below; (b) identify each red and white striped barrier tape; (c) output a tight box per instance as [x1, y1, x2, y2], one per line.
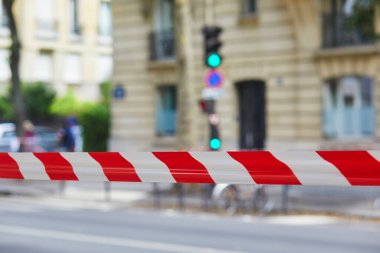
[0, 151, 379, 186]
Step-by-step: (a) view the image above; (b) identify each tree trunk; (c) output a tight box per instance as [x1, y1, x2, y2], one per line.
[4, 0, 25, 135]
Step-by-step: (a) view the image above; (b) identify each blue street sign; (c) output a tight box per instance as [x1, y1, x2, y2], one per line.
[205, 69, 223, 88]
[113, 85, 126, 100]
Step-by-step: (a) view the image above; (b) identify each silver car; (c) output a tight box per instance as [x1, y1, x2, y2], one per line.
[0, 123, 20, 152]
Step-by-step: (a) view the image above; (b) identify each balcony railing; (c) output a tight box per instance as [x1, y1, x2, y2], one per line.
[322, 13, 375, 48]
[149, 29, 175, 61]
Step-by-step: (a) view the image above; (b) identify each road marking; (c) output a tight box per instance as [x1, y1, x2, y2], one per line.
[0, 224, 245, 253]
[264, 215, 338, 226]
[0, 204, 39, 213]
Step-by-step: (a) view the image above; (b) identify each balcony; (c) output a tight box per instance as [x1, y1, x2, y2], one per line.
[322, 12, 375, 48]
[149, 29, 175, 61]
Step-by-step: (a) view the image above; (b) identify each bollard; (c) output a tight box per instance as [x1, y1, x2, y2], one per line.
[176, 184, 185, 210]
[281, 185, 289, 213]
[104, 182, 111, 202]
[153, 183, 161, 209]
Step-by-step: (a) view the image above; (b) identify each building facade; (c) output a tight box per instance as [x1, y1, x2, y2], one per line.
[0, 0, 113, 100]
[111, 0, 380, 151]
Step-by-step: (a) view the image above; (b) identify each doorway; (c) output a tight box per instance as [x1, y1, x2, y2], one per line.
[156, 85, 177, 136]
[236, 80, 266, 150]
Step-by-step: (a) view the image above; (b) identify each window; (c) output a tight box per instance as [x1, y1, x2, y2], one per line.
[34, 51, 53, 82]
[98, 0, 112, 39]
[0, 0, 8, 29]
[322, 0, 375, 47]
[242, 0, 257, 16]
[64, 53, 81, 84]
[0, 49, 10, 81]
[323, 76, 375, 139]
[361, 77, 372, 106]
[36, 0, 56, 38]
[96, 55, 112, 83]
[150, 0, 175, 60]
[155, 0, 173, 31]
[156, 86, 177, 136]
[69, 0, 81, 36]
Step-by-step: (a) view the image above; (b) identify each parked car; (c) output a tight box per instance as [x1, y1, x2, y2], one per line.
[0, 123, 20, 152]
[34, 125, 83, 152]
[34, 126, 59, 152]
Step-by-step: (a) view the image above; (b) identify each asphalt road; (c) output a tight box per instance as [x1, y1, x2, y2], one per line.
[0, 197, 379, 253]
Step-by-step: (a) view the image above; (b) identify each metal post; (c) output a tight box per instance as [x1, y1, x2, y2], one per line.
[202, 184, 208, 211]
[153, 183, 161, 209]
[205, 0, 214, 25]
[104, 182, 111, 202]
[202, 184, 214, 211]
[177, 184, 185, 210]
[59, 181, 66, 196]
[281, 185, 289, 213]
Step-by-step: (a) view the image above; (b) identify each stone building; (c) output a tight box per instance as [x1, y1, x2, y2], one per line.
[111, 0, 380, 151]
[0, 0, 113, 100]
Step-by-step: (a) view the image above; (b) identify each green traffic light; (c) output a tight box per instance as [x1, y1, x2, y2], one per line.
[207, 53, 222, 68]
[210, 138, 221, 150]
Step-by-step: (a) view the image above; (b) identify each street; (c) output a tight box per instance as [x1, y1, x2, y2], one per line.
[0, 197, 378, 253]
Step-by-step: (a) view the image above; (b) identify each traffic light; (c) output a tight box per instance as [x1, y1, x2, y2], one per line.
[203, 26, 223, 68]
[202, 26, 223, 151]
[199, 99, 215, 114]
[208, 113, 221, 151]
[209, 121, 221, 151]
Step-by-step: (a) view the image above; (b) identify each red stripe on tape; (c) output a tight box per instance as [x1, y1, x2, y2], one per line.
[34, 153, 78, 181]
[228, 151, 301, 185]
[0, 153, 23, 179]
[153, 152, 215, 184]
[89, 152, 141, 182]
[317, 151, 380, 186]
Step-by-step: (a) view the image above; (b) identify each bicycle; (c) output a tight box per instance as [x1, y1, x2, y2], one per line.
[212, 184, 274, 215]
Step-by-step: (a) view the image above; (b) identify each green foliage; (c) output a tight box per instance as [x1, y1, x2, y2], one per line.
[23, 82, 56, 123]
[80, 81, 111, 151]
[80, 103, 110, 152]
[100, 81, 111, 105]
[0, 82, 56, 122]
[0, 95, 13, 121]
[49, 90, 83, 117]
[50, 81, 111, 151]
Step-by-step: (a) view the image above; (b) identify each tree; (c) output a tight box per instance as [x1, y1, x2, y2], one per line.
[3, 0, 25, 134]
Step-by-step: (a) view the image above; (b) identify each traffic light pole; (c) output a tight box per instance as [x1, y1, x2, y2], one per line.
[205, 0, 214, 25]
[202, 2, 219, 211]
[202, 25, 223, 151]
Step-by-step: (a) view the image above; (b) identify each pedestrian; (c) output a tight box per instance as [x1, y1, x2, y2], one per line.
[67, 116, 82, 151]
[19, 120, 38, 152]
[57, 118, 76, 196]
[57, 118, 76, 152]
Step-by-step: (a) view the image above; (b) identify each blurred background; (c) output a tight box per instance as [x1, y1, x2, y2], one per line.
[0, 0, 379, 252]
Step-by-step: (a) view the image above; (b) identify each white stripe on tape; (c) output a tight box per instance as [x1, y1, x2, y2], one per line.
[120, 152, 176, 183]
[190, 152, 255, 184]
[271, 151, 350, 186]
[9, 153, 50, 180]
[366, 151, 380, 163]
[60, 153, 107, 181]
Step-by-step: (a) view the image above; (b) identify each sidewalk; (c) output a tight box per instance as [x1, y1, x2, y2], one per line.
[1, 180, 380, 219]
[62, 183, 380, 219]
